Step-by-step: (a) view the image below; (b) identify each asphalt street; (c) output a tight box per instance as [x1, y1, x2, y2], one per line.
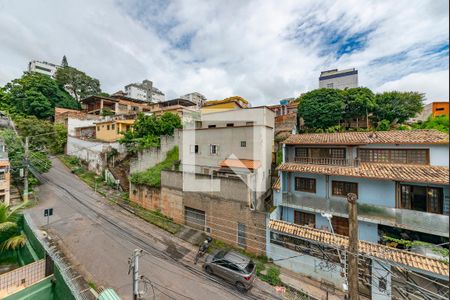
[26, 158, 280, 300]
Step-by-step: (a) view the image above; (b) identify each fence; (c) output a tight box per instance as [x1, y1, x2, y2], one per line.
[0, 259, 46, 297]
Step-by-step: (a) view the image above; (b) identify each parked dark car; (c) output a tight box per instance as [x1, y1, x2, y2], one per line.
[204, 249, 256, 291]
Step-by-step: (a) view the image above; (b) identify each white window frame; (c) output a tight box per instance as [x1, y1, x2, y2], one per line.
[210, 144, 218, 155]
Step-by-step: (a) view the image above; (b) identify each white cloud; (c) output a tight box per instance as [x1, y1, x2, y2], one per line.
[376, 70, 449, 103]
[0, 0, 448, 105]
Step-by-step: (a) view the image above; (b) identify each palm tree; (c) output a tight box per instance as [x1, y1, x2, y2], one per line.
[0, 203, 26, 252]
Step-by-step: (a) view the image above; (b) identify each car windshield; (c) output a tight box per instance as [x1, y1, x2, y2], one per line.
[245, 260, 255, 273]
[214, 250, 227, 260]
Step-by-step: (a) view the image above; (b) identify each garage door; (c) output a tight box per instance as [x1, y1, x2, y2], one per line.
[185, 207, 205, 231]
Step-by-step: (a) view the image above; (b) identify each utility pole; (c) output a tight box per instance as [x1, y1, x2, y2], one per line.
[23, 136, 29, 203]
[347, 193, 359, 300]
[130, 249, 143, 300]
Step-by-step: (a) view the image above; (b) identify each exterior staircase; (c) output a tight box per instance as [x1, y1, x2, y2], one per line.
[108, 155, 131, 192]
[9, 185, 22, 206]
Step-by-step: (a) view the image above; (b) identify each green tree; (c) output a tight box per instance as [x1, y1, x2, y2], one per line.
[119, 112, 182, 153]
[2, 72, 79, 119]
[343, 87, 376, 128]
[297, 88, 345, 130]
[61, 55, 69, 67]
[411, 115, 449, 133]
[374, 91, 424, 124]
[55, 66, 101, 101]
[0, 203, 26, 253]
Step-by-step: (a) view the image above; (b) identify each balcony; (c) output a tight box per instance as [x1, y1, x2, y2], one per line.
[292, 157, 360, 167]
[282, 192, 449, 237]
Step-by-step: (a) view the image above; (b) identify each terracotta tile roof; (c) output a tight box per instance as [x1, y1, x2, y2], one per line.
[276, 162, 449, 184]
[219, 159, 261, 170]
[269, 219, 449, 276]
[272, 177, 280, 190]
[283, 130, 449, 145]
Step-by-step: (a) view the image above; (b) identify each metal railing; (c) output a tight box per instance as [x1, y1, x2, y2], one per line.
[293, 156, 359, 167]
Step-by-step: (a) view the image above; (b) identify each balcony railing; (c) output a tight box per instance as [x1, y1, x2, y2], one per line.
[282, 192, 449, 237]
[293, 156, 360, 167]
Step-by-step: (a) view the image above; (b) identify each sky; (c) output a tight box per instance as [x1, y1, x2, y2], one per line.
[0, 0, 448, 105]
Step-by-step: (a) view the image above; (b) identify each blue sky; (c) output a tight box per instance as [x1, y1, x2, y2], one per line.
[0, 0, 448, 104]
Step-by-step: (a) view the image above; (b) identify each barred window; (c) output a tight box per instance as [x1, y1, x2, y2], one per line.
[359, 149, 428, 165]
[295, 177, 316, 193]
[332, 181, 358, 197]
[295, 147, 308, 157]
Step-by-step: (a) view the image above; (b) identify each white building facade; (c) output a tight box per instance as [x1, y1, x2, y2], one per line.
[28, 60, 60, 77]
[319, 68, 358, 89]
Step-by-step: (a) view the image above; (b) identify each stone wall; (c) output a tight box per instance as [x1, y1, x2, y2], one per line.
[129, 183, 161, 211]
[66, 136, 126, 174]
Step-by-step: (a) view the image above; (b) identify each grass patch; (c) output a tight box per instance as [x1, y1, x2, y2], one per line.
[259, 266, 281, 286]
[87, 280, 97, 291]
[58, 155, 106, 190]
[122, 199, 182, 234]
[130, 146, 179, 187]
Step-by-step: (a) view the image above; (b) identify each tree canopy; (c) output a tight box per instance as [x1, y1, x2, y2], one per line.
[297, 88, 345, 130]
[1, 72, 79, 119]
[55, 66, 101, 101]
[119, 112, 182, 153]
[297, 88, 425, 131]
[373, 91, 424, 124]
[343, 87, 376, 128]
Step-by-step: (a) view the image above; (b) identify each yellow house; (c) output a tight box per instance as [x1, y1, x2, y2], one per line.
[95, 119, 135, 142]
[201, 96, 250, 114]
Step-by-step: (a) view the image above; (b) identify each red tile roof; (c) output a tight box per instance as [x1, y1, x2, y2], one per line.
[219, 159, 261, 170]
[269, 219, 449, 276]
[272, 177, 280, 190]
[276, 162, 449, 185]
[283, 130, 448, 145]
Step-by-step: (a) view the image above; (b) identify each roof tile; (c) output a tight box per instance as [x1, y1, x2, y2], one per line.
[269, 219, 449, 276]
[283, 130, 448, 145]
[276, 162, 449, 185]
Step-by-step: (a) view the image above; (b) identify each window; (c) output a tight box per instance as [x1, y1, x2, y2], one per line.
[246, 121, 254, 126]
[359, 149, 429, 165]
[237, 223, 246, 248]
[327, 83, 334, 88]
[295, 148, 308, 157]
[226, 123, 234, 127]
[208, 125, 216, 128]
[111, 124, 115, 130]
[294, 211, 315, 227]
[400, 185, 443, 214]
[240, 141, 246, 147]
[190, 145, 199, 154]
[436, 108, 445, 111]
[210, 144, 218, 155]
[97, 126, 100, 131]
[107, 125, 110, 130]
[295, 177, 316, 193]
[332, 181, 358, 197]
[0, 172, 5, 180]
[331, 216, 349, 236]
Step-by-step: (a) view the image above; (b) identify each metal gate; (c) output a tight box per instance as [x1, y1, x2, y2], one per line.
[185, 207, 205, 231]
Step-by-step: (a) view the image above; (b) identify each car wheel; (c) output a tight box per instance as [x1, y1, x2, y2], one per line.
[235, 282, 246, 292]
[205, 266, 213, 275]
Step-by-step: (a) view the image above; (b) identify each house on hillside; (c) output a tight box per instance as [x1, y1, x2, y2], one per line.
[201, 97, 250, 114]
[147, 107, 275, 254]
[269, 130, 449, 298]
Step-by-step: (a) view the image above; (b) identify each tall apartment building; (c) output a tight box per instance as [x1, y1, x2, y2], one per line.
[180, 92, 207, 108]
[28, 60, 60, 77]
[269, 130, 449, 298]
[124, 80, 165, 103]
[319, 68, 358, 89]
[0, 140, 10, 206]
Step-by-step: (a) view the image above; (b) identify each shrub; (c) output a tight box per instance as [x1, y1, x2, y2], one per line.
[377, 119, 391, 131]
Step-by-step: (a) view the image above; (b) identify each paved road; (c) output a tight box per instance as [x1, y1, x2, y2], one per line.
[26, 158, 279, 300]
